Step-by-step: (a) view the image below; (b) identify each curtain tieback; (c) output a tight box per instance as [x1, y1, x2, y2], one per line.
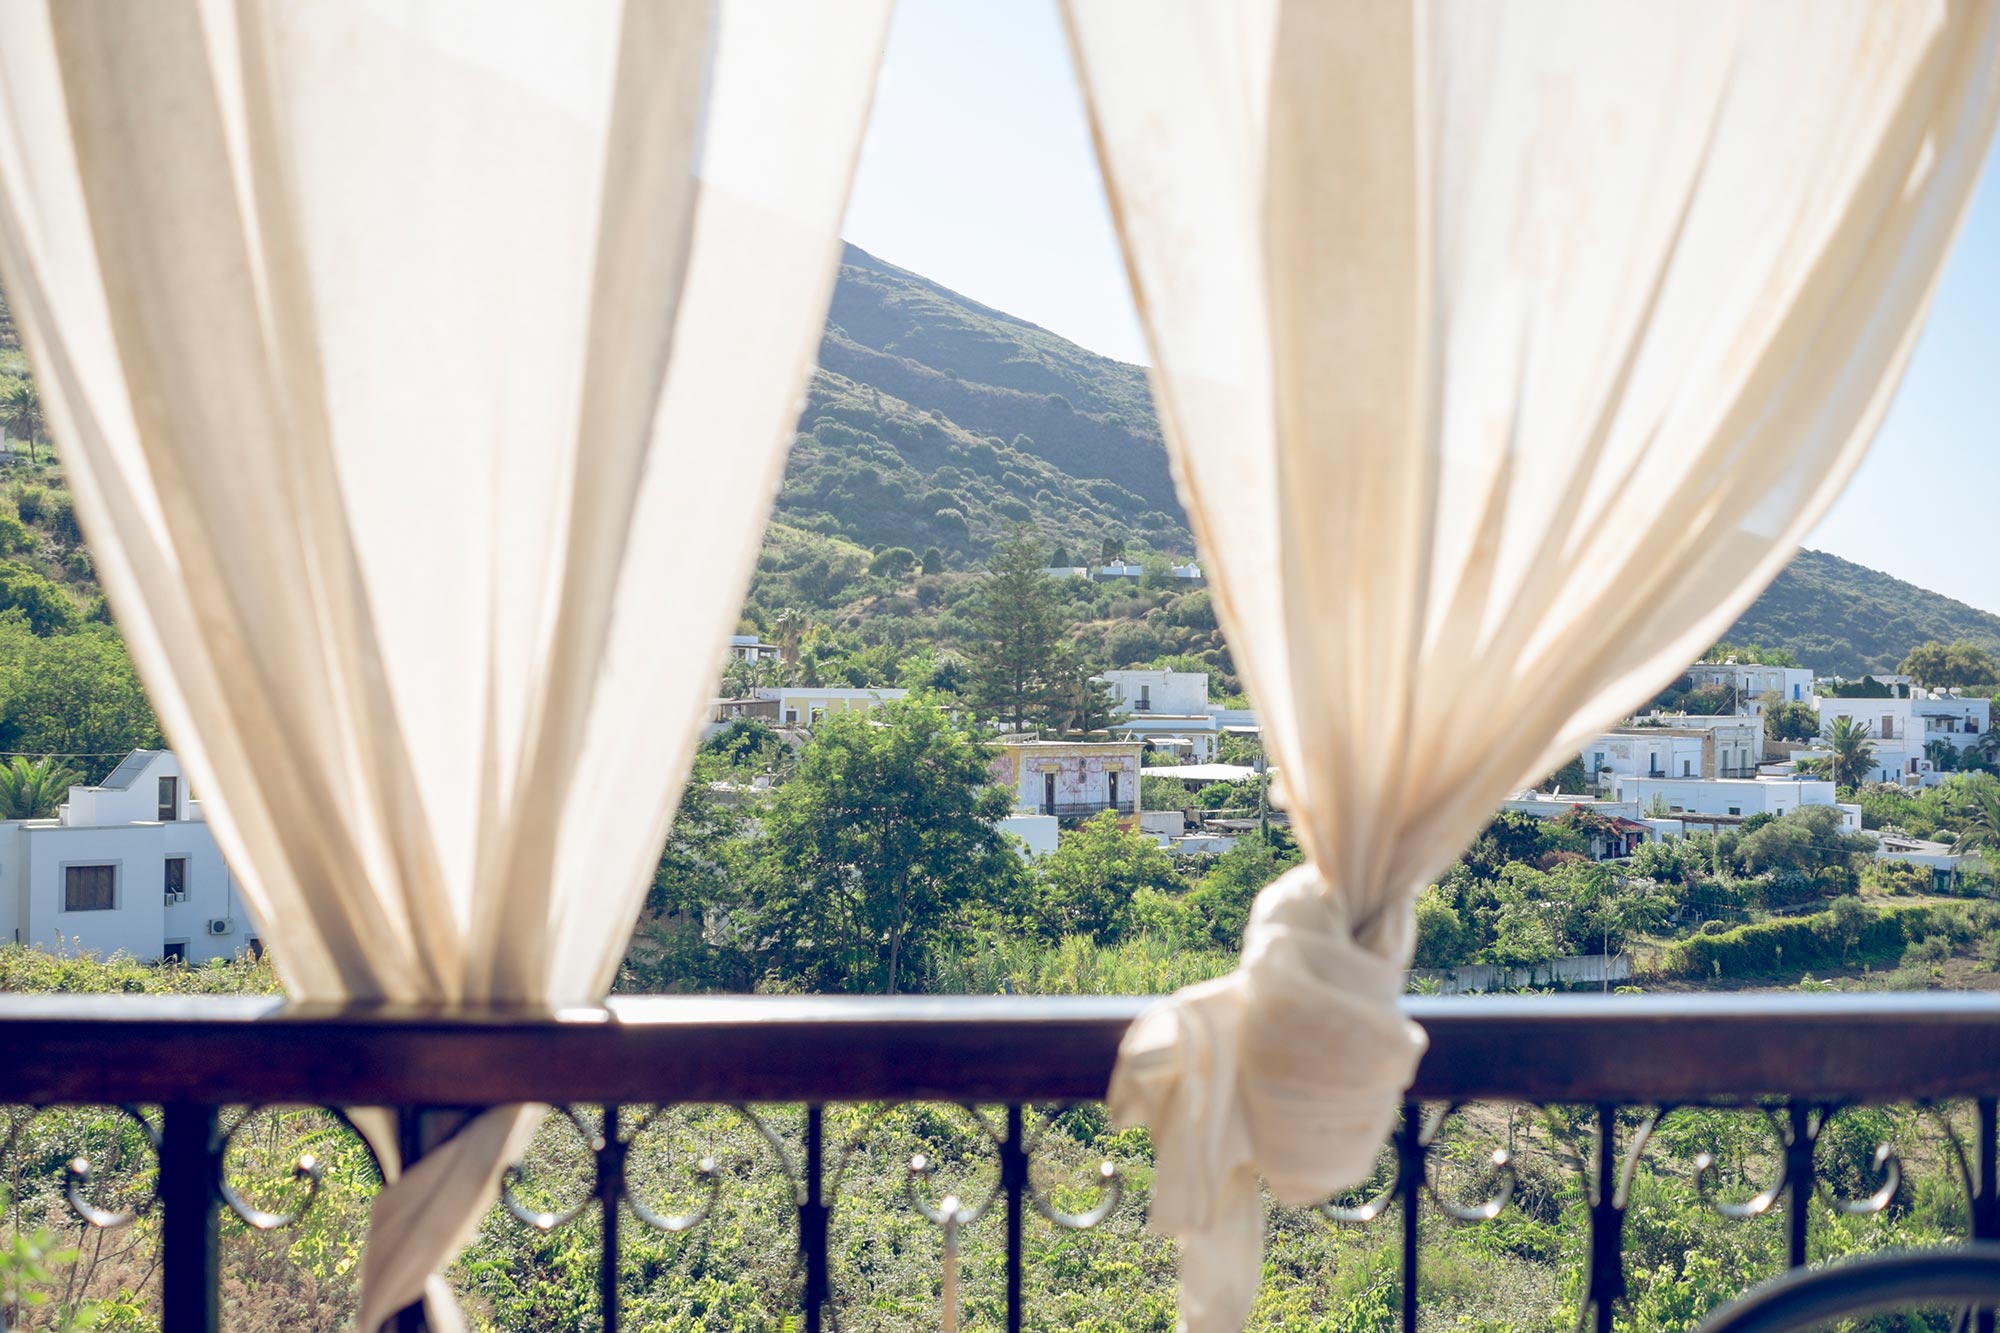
[1108, 864, 1426, 1333]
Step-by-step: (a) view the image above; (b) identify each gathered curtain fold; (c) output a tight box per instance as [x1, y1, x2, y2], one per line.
[0, 1, 889, 1327]
[1061, 1, 2000, 1328]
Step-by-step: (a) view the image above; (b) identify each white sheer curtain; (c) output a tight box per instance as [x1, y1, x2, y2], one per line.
[1062, 2, 2000, 1328]
[0, 2, 888, 1327]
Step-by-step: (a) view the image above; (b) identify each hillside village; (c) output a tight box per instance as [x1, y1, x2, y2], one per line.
[6, 264, 2000, 993]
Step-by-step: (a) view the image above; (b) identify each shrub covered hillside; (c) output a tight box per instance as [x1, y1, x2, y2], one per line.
[1721, 548, 2000, 678]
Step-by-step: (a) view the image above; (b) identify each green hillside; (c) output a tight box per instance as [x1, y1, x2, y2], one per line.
[794, 245, 1189, 558]
[1722, 548, 2000, 678]
[4, 253, 1995, 685]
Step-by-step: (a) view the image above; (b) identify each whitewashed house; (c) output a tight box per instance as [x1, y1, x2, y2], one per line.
[1100, 668, 1221, 760]
[1912, 689, 1993, 754]
[755, 685, 907, 727]
[1583, 720, 1762, 786]
[1686, 660, 1815, 712]
[726, 633, 782, 664]
[1814, 696, 1927, 782]
[0, 750, 257, 964]
[1608, 773, 1860, 830]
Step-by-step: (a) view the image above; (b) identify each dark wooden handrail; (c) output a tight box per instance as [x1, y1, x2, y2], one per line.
[5, 992, 2000, 1107]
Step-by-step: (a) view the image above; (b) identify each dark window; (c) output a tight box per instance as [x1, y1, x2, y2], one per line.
[164, 857, 187, 903]
[163, 941, 186, 964]
[158, 775, 178, 822]
[64, 864, 115, 912]
[245, 938, 264, 961]
[1043, 772, 1056, 815]
[1108, 770, 1119, 809]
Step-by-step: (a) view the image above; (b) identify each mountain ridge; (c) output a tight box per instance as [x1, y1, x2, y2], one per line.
[1, 253, 1992, 681]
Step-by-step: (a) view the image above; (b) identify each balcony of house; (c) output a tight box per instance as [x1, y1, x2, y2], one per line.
[7, 994, 2000, 1333]
[1043, 798, 1137, 820]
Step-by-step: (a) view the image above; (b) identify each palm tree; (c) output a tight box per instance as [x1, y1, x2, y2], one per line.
[771, 608, 811, 670]
[1806, 715, 1878, 791]
[1949, 780, 2000, 855]
[0, 755, 83, 819]
[2, 379, 44, 465]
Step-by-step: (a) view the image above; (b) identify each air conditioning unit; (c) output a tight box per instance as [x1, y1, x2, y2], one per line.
[166, 891, 188, 905]
[206, 918, 232, 936]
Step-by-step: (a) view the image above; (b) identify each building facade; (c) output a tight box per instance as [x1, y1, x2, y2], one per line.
[1813, 696, 1926, 782]
[1912, 690, 1993, 753]
[755, 686, 908, 727]
[1608, 774, 1858, 828]
[1686, 661, 1815, 712]
[0, 751, 257, 964]
[1584, 720, 1762, 785]
[990, 740, 1144, 822]
[1100, 669, 1220, 760]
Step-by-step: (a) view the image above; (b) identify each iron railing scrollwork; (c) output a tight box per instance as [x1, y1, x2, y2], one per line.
[9, 995, 2000, 1333]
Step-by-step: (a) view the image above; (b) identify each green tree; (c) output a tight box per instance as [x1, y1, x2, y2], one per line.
[1948, 776, 2000, 855]
[1734, 805, 1872, 892]
[962, 528, 1065, 730]
[1034, 810, 1179, 942]
[752, 700, 1022, 993]
[1412, 886, 1472, 969]
[1481, 869, 1559, 976]
[0, 624, 164, 778]
[1185, 829, 1300, 947]
[770, 607, 812, 669]
[1808, 715, 1879, 790]
[868, 546, 918, 579]
[2, 379, 43, 465]
[0, 754, 82, 819]
[919, 546, 947, 575]
[1574, 872, 1668, 988]
[0, 560, 77, 634]
[1541, 755, 1589, 794]
[1041, 641, 1117, 735]
[623, 754, 757, 993]
[1705, 642, 1800, 667]
[1764, 701, 1820, 743]
[1900, 638, 2000, 689]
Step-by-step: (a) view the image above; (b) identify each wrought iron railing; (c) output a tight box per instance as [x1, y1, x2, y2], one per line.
[1042, 800, 1136, 818]
[6, 994, 2000, 1333]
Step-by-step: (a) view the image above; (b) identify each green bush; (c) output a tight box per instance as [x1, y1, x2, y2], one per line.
[1655, 902, 1949, 978]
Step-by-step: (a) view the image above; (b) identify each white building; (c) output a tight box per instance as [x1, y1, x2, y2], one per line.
[726, 634, 782, 663]
[1912, 689, 1993, 753]
[0, 750, 258, 964]
[1813, 696, 1926, 782]
[1583, 720, 1762, 785]
[996, 813, 1060, 857]
[1100, 669, 1221, 760]
[1608, 773, 1860, 830]
[1686, 660, 1815, 712]
[755, 685, 907, 727]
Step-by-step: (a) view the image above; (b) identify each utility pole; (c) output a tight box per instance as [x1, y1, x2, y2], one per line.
[1255, 734, 1269, 840]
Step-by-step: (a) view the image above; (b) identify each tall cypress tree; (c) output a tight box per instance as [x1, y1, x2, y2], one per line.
[964, 528, 1065, 731]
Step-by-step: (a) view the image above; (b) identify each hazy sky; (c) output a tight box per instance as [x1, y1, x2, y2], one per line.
[841, 0, 2000, 616]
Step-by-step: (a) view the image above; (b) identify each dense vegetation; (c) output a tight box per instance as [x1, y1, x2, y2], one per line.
[1721, 550, 2000, 678]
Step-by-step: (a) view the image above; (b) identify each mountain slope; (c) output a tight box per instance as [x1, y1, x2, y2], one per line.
[789, 245, 1190, 556]
[4, 254, 1993, 684]
[1722, 548, 2000, 678]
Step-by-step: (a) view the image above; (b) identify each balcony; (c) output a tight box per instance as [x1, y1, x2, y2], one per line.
[7, 994, 2000, 1333]
[1042, 799, 1136, 819]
